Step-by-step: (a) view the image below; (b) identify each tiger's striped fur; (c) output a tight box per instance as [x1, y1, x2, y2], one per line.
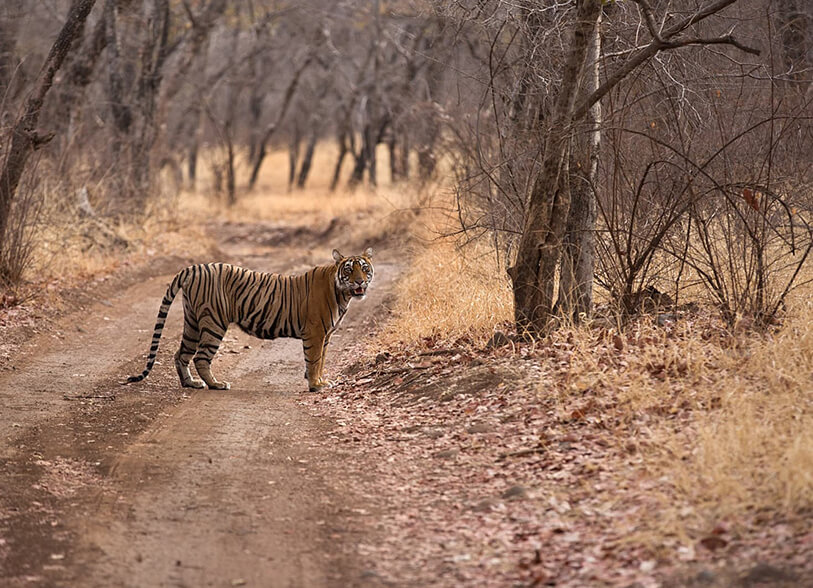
[126, 248, 373, 392]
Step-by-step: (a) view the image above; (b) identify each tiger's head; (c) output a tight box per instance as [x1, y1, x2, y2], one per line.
[333, 248, 374, 299]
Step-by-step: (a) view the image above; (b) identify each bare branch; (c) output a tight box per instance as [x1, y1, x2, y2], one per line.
[574, 1, 760, 121]
[660, 34, 761, 56]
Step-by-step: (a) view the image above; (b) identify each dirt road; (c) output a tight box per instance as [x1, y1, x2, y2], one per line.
[0, 222, 391, 587]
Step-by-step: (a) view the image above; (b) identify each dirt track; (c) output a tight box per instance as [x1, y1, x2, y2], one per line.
[0, 222, 391, 587]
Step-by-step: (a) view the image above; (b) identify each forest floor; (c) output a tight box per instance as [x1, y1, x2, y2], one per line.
[0, 214, 809, 587]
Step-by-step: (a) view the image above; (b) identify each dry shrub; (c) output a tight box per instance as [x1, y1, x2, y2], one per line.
[378, 239, 513, 349]
[31, 189, 215, 284]
[666, 302, 813, 518]
[550, 303, 812, 527]
[0, 179, 42, 287]
[503, 278, 808, 545]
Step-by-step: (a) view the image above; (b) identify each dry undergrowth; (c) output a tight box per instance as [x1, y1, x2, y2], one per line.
[377, 238, 514, 349]
[373, 211, 812, 580]
[547, 307, 813, 537]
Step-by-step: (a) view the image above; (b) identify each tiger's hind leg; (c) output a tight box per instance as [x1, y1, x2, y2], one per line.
[193, 316, 230, 390]
[175, 297, 205, 389]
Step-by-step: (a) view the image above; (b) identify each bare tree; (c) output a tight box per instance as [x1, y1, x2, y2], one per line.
[503, 0, 761, 335]
[0, 0, 97, 280]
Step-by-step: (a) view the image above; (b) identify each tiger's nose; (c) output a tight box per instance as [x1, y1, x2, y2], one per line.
[355, 279, 365, 286]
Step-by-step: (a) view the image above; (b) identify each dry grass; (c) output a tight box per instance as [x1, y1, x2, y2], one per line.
[31, 198, 215, 285]
[665, 303, 813, 519]
[378, 209, 812, 546]
[548, 307, 812, 525]
[377, 238, 514, 349]
[186, 143, 415, 224]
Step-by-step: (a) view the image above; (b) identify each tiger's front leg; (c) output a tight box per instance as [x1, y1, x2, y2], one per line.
[303, 334, 328, 392]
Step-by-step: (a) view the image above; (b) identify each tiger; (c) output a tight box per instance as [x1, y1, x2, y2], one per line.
[126, 248, 374, 392]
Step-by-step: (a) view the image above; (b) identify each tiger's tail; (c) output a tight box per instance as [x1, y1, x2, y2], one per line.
[125, 270, 186, 384]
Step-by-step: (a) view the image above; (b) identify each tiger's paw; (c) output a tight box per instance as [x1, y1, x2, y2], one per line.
[208, 381, 231, 391]
[308, 378, 332, 392]
[182, 379, 206, 389]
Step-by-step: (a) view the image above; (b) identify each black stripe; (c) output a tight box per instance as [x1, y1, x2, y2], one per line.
[200, 327, 224, 340]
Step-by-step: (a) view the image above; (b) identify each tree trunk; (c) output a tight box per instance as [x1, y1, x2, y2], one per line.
[288, 123, 301, 192]
[130, 0, 170, 206]
[225, 135, 236, 206]
[367, 121, 378, 188]
[0, 0, 97, 255]
[509, 0, 755, 335]
[297, 126, 318, 188]
[187, 138, 198, 185]
[330, 133, 349, 192]
[348, 124, 369, 188]
[399, 130, 410, 180]
[775, 0, 812, 88]
[59, 5, 115, 158]
[556, 12, 602, 322]
[185, 93, 206, 188]
[103, 0, 131, 163]
[508, 0, 601, 336]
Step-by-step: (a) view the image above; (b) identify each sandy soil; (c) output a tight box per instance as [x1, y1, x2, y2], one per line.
[0, 221, 392, 588]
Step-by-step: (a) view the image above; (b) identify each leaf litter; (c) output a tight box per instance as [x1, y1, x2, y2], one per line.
[301, 317, 811, 587]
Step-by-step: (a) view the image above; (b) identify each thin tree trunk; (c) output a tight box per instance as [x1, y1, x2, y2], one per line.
[185, 94, 205, 188]
[388, 135, 398, 183]
[0, 0, 96, 253]
[130, 0, 170, 204]
[288, 122, 301, 192]
[103, 0, 131, 162]
[556, 12, 602, 322]
[297, 126, 318, 188]
[348, 124, 369, 188]
[399, 130, 410, 180]
[508, 0, 601, 335]
[225, 134, 236, 205]
[330, 133, 349, 192]
[367, 122, 378, 188]
[187, 138, 199, 185]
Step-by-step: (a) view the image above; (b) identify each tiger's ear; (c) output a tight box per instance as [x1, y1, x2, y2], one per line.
[332, 249, 343, 263]
[363, 247, 373, 259]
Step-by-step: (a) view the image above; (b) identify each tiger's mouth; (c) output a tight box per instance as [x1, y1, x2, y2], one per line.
[351, 285, 367, 297]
